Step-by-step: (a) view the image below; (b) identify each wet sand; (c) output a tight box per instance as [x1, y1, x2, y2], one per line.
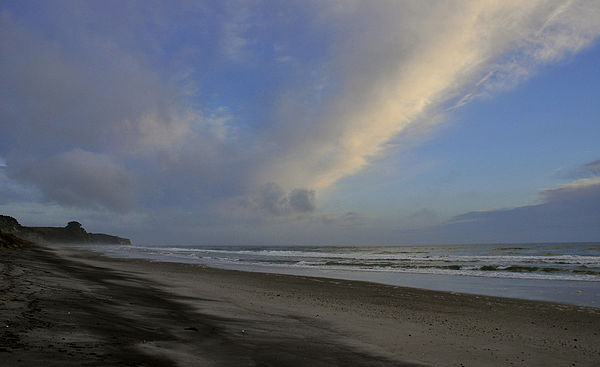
[2, 243, 599, 366]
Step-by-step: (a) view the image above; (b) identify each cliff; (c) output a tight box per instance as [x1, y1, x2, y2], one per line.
[0, 231, 33, 249]
[0, 215, 131, 245]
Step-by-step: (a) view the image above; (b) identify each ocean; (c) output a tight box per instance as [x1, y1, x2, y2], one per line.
[85, 242, 600, 307]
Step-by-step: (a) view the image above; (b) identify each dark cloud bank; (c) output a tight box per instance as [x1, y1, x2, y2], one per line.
[250, 183, 316, 216]
[8, 150, 137, 212]
[398, 175, 600, 244]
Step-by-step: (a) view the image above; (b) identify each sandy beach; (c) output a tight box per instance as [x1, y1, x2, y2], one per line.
[2, 243, 599, 366]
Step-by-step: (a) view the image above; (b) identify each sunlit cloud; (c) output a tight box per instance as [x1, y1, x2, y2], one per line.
[261, 1, 600, 192]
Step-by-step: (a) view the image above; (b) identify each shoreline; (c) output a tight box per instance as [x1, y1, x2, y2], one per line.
[86, 243, 600, 308]
[2, 243, 600, 366]
[190, 261, 600, 308]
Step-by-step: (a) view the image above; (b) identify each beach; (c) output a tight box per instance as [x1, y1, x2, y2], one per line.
[2, 243, 599, 366]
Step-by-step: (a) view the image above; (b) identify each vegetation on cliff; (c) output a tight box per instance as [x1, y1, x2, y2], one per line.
[0, 215, 130, 245]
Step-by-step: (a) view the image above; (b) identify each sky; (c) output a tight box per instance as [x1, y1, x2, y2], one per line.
[1, 0, 599, 246]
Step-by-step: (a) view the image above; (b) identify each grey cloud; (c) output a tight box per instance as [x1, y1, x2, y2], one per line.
[9, 149, 137, 212]
[288, 188, 316, 213]
[393, 159, 600, 244]
[341, 212, 367, 227]
[540, 179, 600, 203]
[0, 13, 180, 153]
[0, 164, 39, 204]
[251, 183, 316, 216]
[321, 211, 369, 228]
[403, 208, 440, 229]
[557, 159, 600, 180]
[0, 10, 248, 212]
[410, 179, 600, 244]
[584, 160, 600, 170]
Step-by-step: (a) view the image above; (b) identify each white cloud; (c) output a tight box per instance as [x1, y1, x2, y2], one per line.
[219, 2, 256, 62]
[259, 1, 600, 192]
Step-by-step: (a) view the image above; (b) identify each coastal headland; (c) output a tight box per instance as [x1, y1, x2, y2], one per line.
[1, 234, 599, 366]
[0, 215, 130, 245]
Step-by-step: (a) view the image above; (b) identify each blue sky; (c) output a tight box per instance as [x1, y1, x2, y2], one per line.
[1, 1, 599, 245]
[330, 45, 600, 215]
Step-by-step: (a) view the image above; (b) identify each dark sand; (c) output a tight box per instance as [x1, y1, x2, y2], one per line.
[2, 244, 599, 366]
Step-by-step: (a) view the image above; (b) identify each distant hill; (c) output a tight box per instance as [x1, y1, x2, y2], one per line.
[0, 215, 131, 245]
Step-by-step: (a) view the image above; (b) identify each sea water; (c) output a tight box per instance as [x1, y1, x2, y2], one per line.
[85, 242, 600, 307]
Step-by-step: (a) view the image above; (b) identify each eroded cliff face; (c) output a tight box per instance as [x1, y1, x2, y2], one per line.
[0, 215, 131, 245]
[0, 231, 33, 249]
[0, 215, 21, 233]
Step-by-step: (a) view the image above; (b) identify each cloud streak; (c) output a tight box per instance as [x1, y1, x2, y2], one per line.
[260, 1, 600, 191]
